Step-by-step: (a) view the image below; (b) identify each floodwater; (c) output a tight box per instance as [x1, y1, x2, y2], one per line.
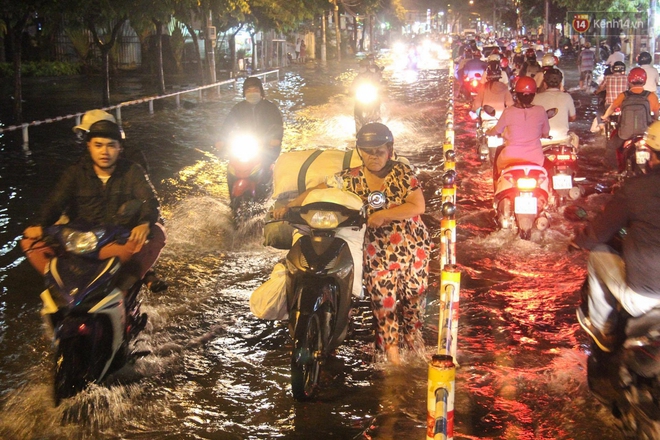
[0, 54, 626, 439]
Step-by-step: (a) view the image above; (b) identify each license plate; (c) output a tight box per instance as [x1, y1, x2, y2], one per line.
[487, 136, 503, 147]
[515, 195, 538, 215]
[552, 174, 573, 190]
[636, 150, 651, 164]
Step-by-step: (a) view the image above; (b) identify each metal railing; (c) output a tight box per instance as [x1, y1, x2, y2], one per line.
[2, 69, 280, 146]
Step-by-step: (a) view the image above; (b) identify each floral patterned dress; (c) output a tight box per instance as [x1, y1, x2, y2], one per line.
[337, 162, 431, 351]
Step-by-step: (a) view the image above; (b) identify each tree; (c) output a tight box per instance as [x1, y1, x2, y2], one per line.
[0, 0, 48, 122]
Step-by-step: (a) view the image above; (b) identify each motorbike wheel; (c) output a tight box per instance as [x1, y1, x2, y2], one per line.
[291, 313, 323, 401]
[517, 215, 535, 240]
[497, 198, 513, 229]
[54, 338, 90, 405]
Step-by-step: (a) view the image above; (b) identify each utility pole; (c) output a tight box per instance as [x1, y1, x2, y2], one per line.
[321, 13, 327, 62]
[650, 0, 657, 63]
[207, 10, 216, 83]
[544, 0, 549, 46]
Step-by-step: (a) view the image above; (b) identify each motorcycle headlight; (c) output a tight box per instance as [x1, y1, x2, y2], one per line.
[516, 177, 538, 190]
[230, 135, 259, 162]
[356, 83, 378, 104]
[301, 210, 347, 229]
[63, 228, 105, 254]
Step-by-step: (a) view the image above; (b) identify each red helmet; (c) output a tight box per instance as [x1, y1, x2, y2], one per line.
[525, 48, 536, 59]
[500, 57, 509, 68]
[515, 76, 537, 94]
[628, 67, 647, 85]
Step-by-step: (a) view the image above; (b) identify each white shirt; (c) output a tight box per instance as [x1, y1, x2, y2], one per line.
[532, 88, 576, 141]
[641, 64, 660, 93]
[606, 51, 626, 66]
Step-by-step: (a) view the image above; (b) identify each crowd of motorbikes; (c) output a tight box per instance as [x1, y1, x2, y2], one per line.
[460, 35, 660, 437]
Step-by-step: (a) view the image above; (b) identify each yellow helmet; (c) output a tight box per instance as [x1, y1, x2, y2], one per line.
[645, 121, 660, 151]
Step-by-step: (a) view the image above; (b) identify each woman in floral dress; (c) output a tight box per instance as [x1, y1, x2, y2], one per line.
[337, 123, 431, 363]
[274, 122, 430, 364]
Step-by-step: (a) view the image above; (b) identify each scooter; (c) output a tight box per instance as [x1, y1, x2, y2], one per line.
[543, 142, 581, 206]
[226, 133, 273, 215]
[475, 105, 503, 163]
[493, 108, 557, 239]
[283, 188, 365, 400]
[461, 72, 483, 100]
[354, 81, 381, 133]
[579, 285, 660, 438]
[619, 135, 650, 177]
[35, 201, 147, 405]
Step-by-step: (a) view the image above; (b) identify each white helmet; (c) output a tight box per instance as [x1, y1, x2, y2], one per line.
[541, 53, 556, 67]
[487, 53, 501, 62]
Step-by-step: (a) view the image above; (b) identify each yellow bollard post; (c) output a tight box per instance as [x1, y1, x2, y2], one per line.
[440, 217, 456, 268]
[427, 354, 456, 440]
[438, 266, 460, 356]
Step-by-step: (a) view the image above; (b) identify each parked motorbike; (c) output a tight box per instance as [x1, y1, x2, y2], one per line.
[226, 133, 273, 214]
[543, 142, 581, 206]
[354, 81, 381, 133]
[579, 285, 660, 438]
[282, 188, 365, 400]
[36, 200, 147, 405]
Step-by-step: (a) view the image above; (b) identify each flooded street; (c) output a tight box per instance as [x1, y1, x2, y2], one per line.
[0, 57, 626, 439]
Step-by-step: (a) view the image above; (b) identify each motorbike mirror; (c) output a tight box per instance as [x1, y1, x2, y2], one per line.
[482, 105, 496, 117]
[115, 199, 143, 223]
[546, 108, 558, 119]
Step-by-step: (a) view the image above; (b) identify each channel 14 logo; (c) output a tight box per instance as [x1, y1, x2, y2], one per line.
[570, 11, 647, 34]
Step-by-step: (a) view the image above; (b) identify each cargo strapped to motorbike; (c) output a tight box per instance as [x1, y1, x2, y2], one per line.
[264, 149, 360, 249]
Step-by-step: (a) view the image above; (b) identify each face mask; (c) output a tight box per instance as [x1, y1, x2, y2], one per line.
[245, 92, 261, 104]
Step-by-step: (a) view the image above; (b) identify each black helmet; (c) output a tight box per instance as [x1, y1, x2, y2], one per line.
[86, 120, 124, 142]
[543, 68, 563, 88]
[486, 61, 502, 80]
[242, 76, 264, 96]
[612, 61, 626, 74]
[637, 51, 652, 65]
[356, 123, 394, 148]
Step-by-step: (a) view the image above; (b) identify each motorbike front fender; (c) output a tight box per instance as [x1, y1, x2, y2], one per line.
[231, 179, 257, 198]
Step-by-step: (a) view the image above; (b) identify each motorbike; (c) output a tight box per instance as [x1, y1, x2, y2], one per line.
[36, 200, 147, 405]
[283, 188, 365, 400]
[543, 142, 581, 206]
[475, 105, 503, 164]
[461, 72, 483, 100]
[620, 135, 650, 178]
[579, 285, 660, 438]
[493, 108, 557, 239]
[226, 133, 273, 214]
[354, 80, 381, 133]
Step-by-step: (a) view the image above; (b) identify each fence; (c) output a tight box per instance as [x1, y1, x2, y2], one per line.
[2, 69, 280, 147]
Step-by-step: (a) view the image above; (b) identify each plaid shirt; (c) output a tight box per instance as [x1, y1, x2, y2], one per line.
[604, 74, 628, 105]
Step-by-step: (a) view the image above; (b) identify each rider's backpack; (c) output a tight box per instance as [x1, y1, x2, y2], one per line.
[618, 90, 653, 139]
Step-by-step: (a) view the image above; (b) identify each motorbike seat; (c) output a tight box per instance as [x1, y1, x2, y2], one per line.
[625, 307, 660, 339]
[499, 164, 548, 180]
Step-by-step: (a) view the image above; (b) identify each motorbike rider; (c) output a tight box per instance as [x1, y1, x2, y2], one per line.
[594, 61, 628, 112]
[519, 48, 544, 89]
[532, 68, 577, 148]
[539, 53, 564, 92]
[274, 123, 431, 365]
[577, 42, 596, 91]
[570, 120, 660, 352]
[605, 44, 625, 67]
[472, 62, 514, 120]
[486, 76, 550, 183]
[602, 67, 659, 168]
[458, 49, 488, 98]
[216, 76, 284, 166]
[21, 120, 166, 293]
[352, 59, 382, 131]
[636, 51, 659, 93]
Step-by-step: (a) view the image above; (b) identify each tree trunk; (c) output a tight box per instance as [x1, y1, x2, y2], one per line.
[321, 13, 327, 62]
[352, 16, 357, 54]
[102, 47, 111, 106]
[184, 22, 204, 84]
[153, 19, 165, 94]
[229, 33, 237, 77]
[11, 27, 23, 122]
[333, 1, 341, 61]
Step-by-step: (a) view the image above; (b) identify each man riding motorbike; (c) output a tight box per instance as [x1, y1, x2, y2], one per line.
[21, 120, 166, 293]
[571, 120, 660, 352]
[216, 76, 284, 167]
[472, 62, 513, 119]
[486, 76, 550, 182]
[532, 68, 577, 147]
[637, 51, 660, 93]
